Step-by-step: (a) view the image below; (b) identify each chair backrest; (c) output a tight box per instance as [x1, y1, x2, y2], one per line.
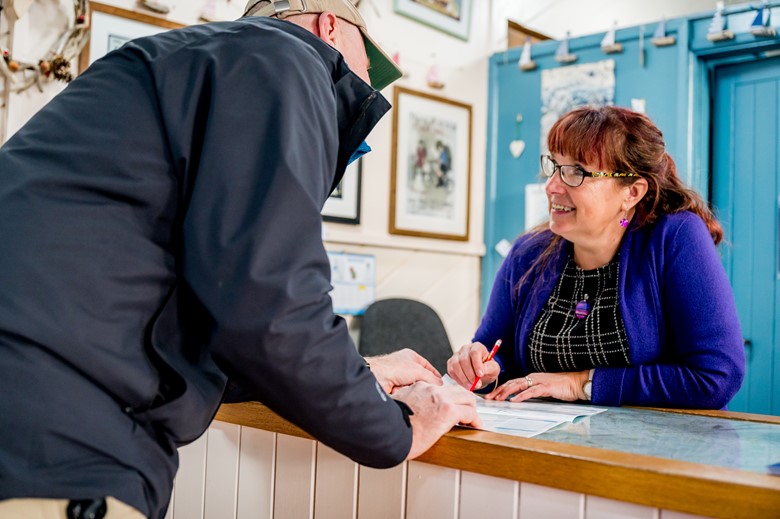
[358, 298, 452, 374]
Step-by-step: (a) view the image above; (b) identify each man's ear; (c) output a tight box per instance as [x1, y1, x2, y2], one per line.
[316, 12, 339, 46]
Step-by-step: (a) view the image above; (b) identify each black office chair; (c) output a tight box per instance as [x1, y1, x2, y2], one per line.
[358, 298, 453, 374]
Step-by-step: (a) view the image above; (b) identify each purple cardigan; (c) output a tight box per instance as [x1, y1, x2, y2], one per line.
[475, 211, 745, 409]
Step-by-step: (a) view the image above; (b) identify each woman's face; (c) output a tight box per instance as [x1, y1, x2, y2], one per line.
[545, 153, 630, 248]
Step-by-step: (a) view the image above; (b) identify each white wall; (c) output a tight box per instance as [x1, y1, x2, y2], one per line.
[490, 0, 727, 48]
[2, 0, 72, 141]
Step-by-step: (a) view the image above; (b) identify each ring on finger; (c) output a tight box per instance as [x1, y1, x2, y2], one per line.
[525, 376, 534, 388]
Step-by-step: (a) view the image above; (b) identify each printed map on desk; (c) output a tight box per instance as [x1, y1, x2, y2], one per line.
[471, 398, 607, 438]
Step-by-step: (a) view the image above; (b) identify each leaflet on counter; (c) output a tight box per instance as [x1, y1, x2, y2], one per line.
[471, 398, 607, 437]
[443, 374, 607, 437]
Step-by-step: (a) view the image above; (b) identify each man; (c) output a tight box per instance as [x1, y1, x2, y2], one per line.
[436, 140, 452, 187]
[0, 1, 480, 517]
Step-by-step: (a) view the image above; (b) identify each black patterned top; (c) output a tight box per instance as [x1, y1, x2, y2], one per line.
[528, 255, 631, 372]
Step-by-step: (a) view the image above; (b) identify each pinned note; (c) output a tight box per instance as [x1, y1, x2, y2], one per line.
[327, 252, 376, 315]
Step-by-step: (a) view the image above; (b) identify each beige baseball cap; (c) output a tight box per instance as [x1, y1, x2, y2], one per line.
[244, 0, 403, 91]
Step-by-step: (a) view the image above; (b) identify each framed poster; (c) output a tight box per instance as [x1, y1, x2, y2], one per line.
[389, 86, 472, 241]
[79, 2, 184, 72]
[393, 0, 472, 41]
[322, 159, 362, 224]
[540, 59, 615, 155]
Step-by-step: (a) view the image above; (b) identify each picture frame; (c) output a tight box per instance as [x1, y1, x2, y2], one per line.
[389, 87, 472, 241]
[393, 0, 473, 41]
[79, 2, 183, 73]
[322, 159, 362, 224]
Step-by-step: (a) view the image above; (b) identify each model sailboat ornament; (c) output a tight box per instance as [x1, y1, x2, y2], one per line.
[707, 2, 734, 42]
[601, 22, 623, 54]
[651, 17, 676, 47]
[750, 1, 776, 37]
[425, 65, 444, 89]
[555, 31, 577, 64]
[518, 37, 537, 71]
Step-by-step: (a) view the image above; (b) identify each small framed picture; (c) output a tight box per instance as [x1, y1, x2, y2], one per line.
[79, 2, 183, 72]
[393, 0, 473, 41]
[389, 87, 472, 241]
[322, 159, 362, 225]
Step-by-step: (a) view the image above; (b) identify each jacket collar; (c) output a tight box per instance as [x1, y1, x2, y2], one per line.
[247, 18, 391, 193]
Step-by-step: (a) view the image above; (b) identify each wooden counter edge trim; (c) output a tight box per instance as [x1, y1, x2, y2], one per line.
[215, 403, 780, 519]
[216, 402, 313, 440]
[635, 406, 780, 425]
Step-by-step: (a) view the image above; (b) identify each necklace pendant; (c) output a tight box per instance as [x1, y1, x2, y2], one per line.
[575, 295, 590, 319]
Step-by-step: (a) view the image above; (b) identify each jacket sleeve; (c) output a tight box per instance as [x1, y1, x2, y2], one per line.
[141, 32, 411, 467]
[597, 214, 745, 409]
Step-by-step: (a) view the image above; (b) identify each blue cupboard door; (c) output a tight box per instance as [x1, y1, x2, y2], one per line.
[482, 57, 545, 311]
[712, 56, 780, 415]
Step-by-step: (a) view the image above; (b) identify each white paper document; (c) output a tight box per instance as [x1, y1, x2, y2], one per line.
[524, 182, 549, 231]
[443, 374, 607, 437]
[472, 399, 607, 438]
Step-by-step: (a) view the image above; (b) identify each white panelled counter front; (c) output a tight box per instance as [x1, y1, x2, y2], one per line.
[163, 402, 780, 519]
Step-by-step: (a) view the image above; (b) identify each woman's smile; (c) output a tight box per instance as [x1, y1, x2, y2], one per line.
[550, 202, 575, 213]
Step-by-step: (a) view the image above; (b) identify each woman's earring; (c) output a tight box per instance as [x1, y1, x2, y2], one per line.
[619, 210, 629, 228]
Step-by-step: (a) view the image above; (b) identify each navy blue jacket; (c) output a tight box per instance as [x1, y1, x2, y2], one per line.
[0, 17, 411, 518]
[475, 212, 745, 409]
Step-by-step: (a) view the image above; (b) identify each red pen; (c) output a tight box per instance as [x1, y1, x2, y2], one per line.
[468, 339, 502, 391]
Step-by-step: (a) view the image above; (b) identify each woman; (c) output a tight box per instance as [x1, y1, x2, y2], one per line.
[448, 106, 744, 409]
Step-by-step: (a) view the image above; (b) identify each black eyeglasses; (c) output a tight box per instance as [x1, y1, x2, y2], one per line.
[540, 155, 638, 187]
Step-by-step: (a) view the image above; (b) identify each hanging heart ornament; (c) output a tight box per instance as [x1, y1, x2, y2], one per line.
[509, 139, 526, 158]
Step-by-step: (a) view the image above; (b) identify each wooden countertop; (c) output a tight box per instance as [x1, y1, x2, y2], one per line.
[216, 402, 780, 519]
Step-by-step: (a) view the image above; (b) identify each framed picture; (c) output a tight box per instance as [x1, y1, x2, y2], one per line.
[79, 2, 184, 72]
[389, 87, 472, 241]
[322, 159, 362, 224]
[393, 0, 473, 41]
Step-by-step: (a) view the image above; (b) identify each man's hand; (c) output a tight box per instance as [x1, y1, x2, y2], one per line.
[446, 342, 501, 391]
[393, 382, 482, 460]
[366, 348, 442, 394]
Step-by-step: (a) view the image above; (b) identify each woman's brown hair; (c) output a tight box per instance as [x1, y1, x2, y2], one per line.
[519, 106, 722, 287]
[548, 105, 722, 243]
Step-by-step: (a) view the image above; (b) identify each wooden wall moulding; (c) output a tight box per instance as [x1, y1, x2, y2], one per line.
[507, 20, 551, 49]
[79, 1, 185, 74]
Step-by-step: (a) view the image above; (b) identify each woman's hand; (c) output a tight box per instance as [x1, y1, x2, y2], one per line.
[447, 342, 501, 391]
[486, 370, 589, 402]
